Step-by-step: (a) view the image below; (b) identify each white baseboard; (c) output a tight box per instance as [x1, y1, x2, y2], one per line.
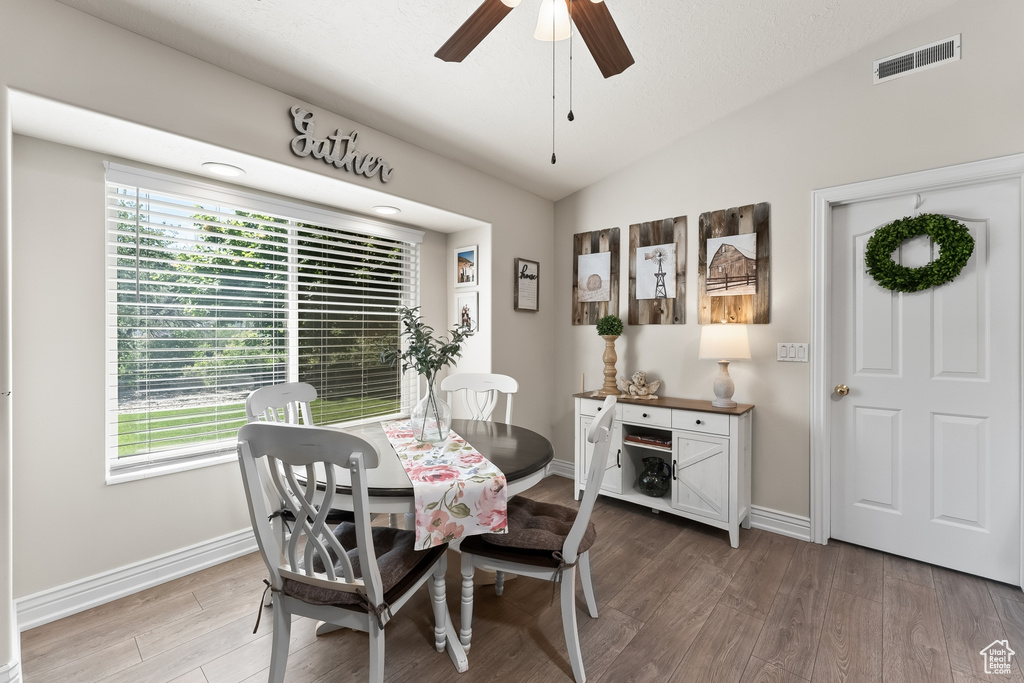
[15, 529, 256, 632]
[547, 459, 574, 479]
[0, 658, 21, 683]
[749, 505, 812, 542]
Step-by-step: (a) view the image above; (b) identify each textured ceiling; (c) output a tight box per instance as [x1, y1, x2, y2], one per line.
[56, 0, 959, 201]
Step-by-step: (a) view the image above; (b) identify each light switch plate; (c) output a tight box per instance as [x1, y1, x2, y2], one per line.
[777, 342, 809, 362]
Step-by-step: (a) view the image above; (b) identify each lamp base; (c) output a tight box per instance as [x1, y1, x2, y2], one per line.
[711, 360, 737, 408]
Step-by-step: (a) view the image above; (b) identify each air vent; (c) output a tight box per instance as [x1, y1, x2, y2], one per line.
[874, 34, 961, 84]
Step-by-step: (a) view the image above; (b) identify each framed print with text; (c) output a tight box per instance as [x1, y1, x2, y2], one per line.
[514, 258, 539, 311]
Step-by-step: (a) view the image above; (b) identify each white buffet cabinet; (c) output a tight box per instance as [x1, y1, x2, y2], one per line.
[574, 392, 753, 548]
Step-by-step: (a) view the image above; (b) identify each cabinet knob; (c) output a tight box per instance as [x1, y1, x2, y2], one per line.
[642, 412, 649, 418]
[695, 419, 703, 425]
[596, 407, 602, 412]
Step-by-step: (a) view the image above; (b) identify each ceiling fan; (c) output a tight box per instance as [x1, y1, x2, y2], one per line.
[435, 0, 634, 79]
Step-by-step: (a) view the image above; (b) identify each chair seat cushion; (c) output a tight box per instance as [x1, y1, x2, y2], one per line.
[466, 496, 596, 559]
[282, 523, 446, 609]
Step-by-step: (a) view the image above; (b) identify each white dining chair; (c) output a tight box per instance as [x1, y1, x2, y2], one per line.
[440, 372, 518, 423]
[245, 382, 354, 588]
[237, 421, 468, 682]
[245, 381, 317, 425]
[458, 395, 616, 683]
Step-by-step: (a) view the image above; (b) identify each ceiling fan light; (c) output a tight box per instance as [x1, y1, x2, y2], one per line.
[500, 0, 522, 6]
[533, 0, 571, 42]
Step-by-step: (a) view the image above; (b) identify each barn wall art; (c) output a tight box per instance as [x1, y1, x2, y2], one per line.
[627, 216, 687, 325]
[698, 203, 770, 324]
[572, 228, 620, 325]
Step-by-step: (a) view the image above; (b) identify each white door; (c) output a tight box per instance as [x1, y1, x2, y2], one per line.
[830, 177, 1022, 584]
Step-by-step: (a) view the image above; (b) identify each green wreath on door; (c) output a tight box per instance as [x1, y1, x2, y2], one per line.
[863, 213, 975, 293]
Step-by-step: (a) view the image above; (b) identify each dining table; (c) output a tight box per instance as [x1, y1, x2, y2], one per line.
[319, 418, 555, 513]
[307, 418, 553, 642]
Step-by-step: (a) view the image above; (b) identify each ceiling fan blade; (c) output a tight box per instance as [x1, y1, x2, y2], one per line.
[435, 0, 516, 63]
[569, 0, 634, 78]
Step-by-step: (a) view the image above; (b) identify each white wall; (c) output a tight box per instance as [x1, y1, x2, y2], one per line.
[0, 0, 556, 660]
[553, 0, 1024, 518]
[0, 81, 16, 679]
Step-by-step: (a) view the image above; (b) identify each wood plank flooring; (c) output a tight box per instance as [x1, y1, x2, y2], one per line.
[19, 475, 1024, 682]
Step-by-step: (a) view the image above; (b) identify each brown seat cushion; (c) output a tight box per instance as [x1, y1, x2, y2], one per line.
[459, 496, 596, 565]
[282, 523, 446, 610]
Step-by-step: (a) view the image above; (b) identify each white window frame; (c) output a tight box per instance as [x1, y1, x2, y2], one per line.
[104, 163, 422, 483]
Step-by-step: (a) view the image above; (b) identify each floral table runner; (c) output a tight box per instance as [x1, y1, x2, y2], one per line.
[381, 420, 508, 549]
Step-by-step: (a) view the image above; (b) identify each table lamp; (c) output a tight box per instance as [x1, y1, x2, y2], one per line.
[698, 324, 751, 408]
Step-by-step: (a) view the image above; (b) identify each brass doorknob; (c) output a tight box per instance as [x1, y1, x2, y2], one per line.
[834, 384, 850, 397]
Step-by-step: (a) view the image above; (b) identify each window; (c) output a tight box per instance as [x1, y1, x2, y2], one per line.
[105, 164, 421, 481]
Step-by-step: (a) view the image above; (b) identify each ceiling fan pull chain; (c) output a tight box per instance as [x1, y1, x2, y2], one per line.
[551, 3, 557, 164]
[568, 0, 575, 122]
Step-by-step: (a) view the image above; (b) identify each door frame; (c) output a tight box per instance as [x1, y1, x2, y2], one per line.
[810, 153, 1024, 584]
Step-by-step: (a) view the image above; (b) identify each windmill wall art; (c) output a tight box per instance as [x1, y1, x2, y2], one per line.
[628, 217, 686, 325]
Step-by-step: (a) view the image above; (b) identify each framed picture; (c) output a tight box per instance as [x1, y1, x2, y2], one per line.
[571, 228, 620, 325]
[697, 202, 770, 324]
[454, 245, 477, 287]
[514, 258, 539, 312]
[627, 216, 687, 325]
[456, 291, 479, 331]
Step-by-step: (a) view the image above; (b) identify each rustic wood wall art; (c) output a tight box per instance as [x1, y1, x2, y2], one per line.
[698, 203, 770, 324]
[628, 216, 687, 325]
[572, 228, 620, 325]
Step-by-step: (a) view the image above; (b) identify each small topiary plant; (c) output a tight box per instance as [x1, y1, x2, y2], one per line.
[596, 314, 623, 336]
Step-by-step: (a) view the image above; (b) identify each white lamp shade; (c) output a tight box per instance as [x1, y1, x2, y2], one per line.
[698, 324, 751, 361]
[534, 0, 571, 41]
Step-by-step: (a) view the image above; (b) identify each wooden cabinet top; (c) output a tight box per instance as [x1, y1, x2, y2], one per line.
[573, 392, 753, 416]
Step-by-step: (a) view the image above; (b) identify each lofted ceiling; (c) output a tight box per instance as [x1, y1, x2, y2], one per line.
[56, 0, 959, 202]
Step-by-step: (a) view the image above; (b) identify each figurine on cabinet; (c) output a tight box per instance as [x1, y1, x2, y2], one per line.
[616, 370, 661, 399]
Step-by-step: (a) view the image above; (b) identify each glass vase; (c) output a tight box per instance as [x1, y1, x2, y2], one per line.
[410, 382, 451, 444]
[637, 456, 671, 497]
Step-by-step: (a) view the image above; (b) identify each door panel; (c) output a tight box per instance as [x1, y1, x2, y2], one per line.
[581, 416, 622, 494]
[830, 178, 1021, 584]
[672, 433, 729, 522]
[852, 406, 900, 512]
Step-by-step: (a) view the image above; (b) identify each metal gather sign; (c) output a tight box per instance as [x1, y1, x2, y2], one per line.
[289, 105, 395, 183]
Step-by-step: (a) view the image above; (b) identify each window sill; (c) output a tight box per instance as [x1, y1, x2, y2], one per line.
[106, 451, 237, 485]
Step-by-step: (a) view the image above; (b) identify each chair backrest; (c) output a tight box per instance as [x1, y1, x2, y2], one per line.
[562, 395, 617, 563]
[439, 373, 519, 423]
[245, 382, 317, 425]
[236, 422, 384, 603]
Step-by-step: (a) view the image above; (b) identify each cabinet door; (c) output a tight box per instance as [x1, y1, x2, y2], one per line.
[671, 432, 729, 522]
[580, 416, 622, 494]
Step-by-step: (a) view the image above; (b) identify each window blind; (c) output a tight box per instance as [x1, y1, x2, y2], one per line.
[105, 165, 420, 473]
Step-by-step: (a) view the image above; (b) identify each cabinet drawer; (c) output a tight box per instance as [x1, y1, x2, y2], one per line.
[621, 404, 672, 428]
[578, 398, 616, 418]
[672, 410, 729, 436]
